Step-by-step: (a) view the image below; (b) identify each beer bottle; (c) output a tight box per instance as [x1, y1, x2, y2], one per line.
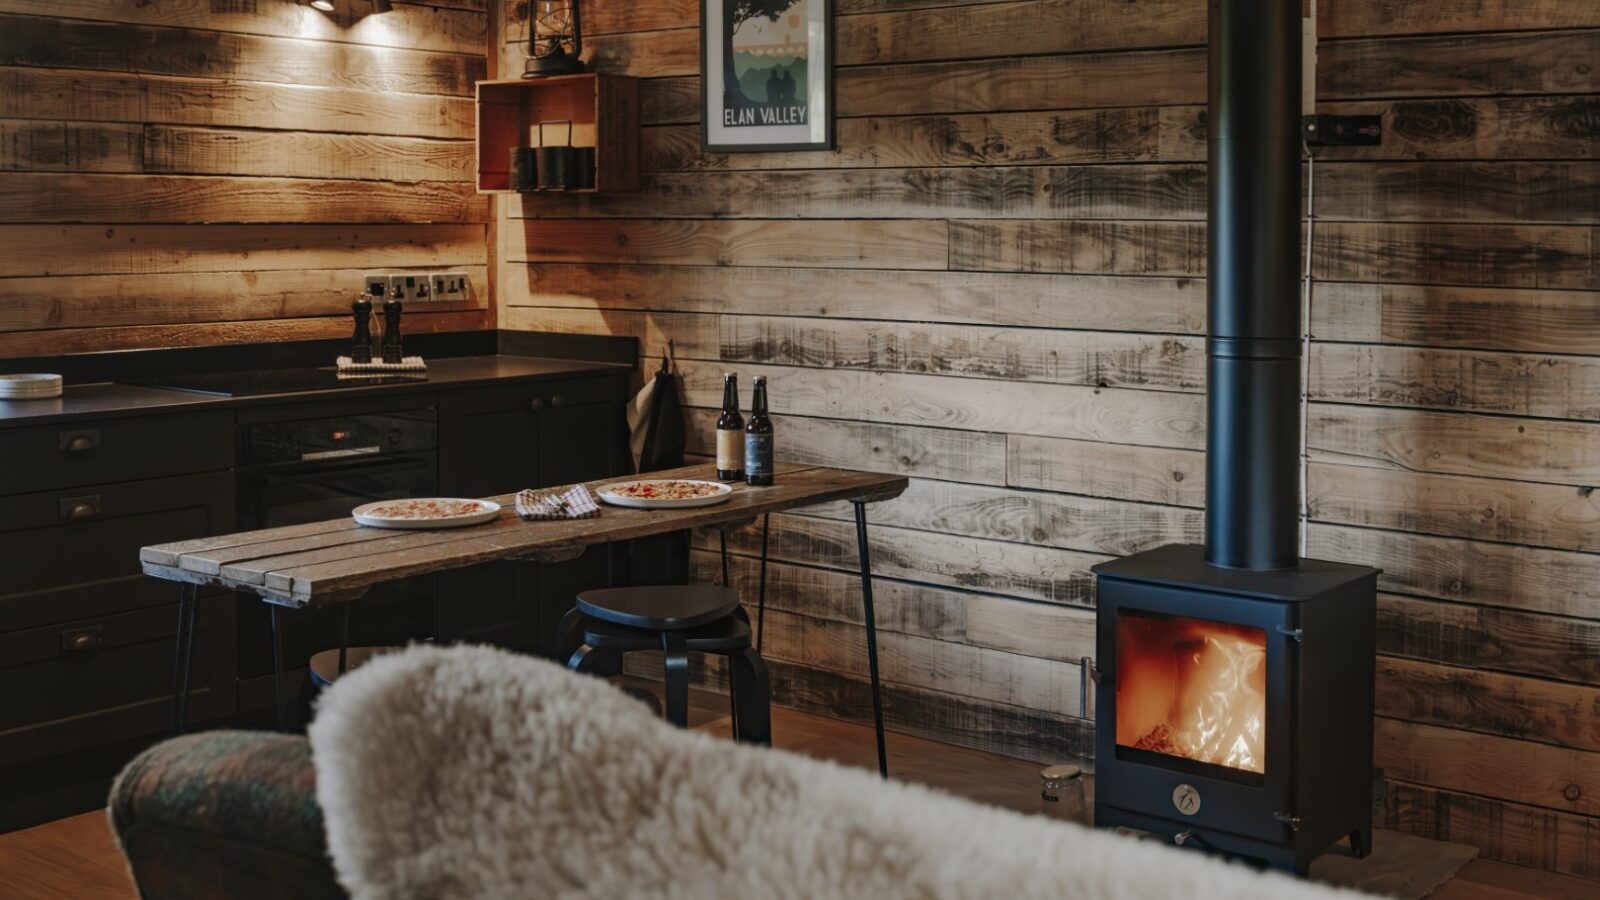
[716, 372, 744, 481]
[745, 375, 774, 486]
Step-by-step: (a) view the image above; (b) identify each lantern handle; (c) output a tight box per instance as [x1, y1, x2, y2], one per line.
[536, 119, 574, 148]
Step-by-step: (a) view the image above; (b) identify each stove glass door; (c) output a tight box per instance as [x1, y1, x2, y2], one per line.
[1115, 609, 1267, 774]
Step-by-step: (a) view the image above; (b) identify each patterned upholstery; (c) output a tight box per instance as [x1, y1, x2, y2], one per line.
[109, 730, 343, 900]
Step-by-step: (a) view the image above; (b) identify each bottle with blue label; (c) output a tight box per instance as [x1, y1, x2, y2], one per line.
[744, 375, 774, 486]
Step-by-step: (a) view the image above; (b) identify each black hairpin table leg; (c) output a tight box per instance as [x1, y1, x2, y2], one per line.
[169, 583, 200, 733]
[719, 526, 730, 586]
[269, 605, 288, 731]
[852, 501, 888, 779]
[338, 604, 351, 675]
[756, 514, 770, 653]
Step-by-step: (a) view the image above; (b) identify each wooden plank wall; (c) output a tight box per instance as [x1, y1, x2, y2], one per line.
[0, 0, 492, 357]
[494, 0, 1600, 876]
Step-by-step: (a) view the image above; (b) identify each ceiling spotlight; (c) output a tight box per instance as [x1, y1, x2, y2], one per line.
[309, 0, 335, 10]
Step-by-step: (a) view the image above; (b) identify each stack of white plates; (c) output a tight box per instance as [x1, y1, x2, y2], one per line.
[0, 373, 64, 400]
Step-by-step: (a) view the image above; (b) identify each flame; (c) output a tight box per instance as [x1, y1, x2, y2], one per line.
[1115, 614, 1267, 773]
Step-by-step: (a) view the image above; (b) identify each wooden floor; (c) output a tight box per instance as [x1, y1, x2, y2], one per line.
[1, 699, 1596, 900]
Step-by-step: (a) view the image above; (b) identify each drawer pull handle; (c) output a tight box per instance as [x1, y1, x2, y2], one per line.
[528, 398, 546, 412]
[60, 429, 101, 452]
[550, 395, 564, 409]
[62, 626, 103, 653]
[61, 495, 102, 520]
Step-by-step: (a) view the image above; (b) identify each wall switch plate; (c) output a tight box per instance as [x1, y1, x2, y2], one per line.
[1302, 114, 1381, 146]
[363, 273, 390, 299]
[430, 273, 451, 303]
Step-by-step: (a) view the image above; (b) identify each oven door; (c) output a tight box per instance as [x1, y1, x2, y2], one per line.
[1094, 579, 1297, 845]
[239, 451, 437, 529]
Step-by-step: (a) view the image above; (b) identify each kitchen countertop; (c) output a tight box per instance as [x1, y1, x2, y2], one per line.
[0, 355, 632, 428]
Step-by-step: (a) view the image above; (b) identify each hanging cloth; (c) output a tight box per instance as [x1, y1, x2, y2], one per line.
[627, 342, 686, 474]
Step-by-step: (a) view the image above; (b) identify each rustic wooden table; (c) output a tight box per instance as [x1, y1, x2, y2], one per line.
[142, 462, 909, 774]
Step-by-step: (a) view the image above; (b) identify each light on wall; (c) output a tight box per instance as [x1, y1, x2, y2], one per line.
[523, 0, 584, 77]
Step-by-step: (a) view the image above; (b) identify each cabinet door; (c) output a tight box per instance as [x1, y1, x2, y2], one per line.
[436, 374, 629, 653]
[438, 385, 542, 498]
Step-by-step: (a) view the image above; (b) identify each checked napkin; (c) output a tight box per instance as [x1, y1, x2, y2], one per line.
[516, 484, 601, 520]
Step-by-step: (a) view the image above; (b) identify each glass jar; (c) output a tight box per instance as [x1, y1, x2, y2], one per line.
[1040, 764, 1088, 825]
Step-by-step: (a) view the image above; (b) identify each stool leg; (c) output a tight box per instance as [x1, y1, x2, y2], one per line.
[729, 646, 771, 746]
[557, 607, 587, 662]
[661, 631, 690, 728]
[567, 643, 606, 673]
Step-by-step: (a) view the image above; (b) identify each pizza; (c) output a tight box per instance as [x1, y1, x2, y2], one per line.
[359, 499, 490, 520]
[603, 480, 724, 500]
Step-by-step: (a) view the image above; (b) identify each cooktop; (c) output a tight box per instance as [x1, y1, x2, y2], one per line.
[128, 368, 427, 397]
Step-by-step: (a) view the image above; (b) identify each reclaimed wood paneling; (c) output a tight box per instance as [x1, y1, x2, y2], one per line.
[0, 5, 490, 355]
[496, 0, 1600, 875]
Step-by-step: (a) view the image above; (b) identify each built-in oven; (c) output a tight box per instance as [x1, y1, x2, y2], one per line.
[232, 402, 441, 713]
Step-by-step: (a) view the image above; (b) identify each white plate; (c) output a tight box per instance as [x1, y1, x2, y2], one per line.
[0, 373, 61, 387]
[351, 498, 501, 529]
[597, 479, 734, 509]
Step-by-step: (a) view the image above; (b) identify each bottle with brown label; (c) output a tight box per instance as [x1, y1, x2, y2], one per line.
[745, 375, 774, 486]
[716, 372, 744, 481]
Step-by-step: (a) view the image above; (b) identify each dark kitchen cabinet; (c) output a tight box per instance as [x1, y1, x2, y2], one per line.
[0, 464, 236, 768]
[436, 374, 631, 653]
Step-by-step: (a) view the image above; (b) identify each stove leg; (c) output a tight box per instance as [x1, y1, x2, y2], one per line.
[853, 500, 889, 780]
[169, 583, 200, 733]
[1349, 826, 1372, 859]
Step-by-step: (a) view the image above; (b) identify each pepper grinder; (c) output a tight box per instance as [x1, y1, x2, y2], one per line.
[381, 299, 404, 364]
[350, 295, 374, 363]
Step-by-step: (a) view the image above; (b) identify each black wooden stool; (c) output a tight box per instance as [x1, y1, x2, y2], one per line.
[564, 585, 771, 745]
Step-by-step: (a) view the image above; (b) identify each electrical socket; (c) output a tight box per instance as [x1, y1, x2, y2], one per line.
[363, 272, 390, 299]
[388, 273, 427, 303]
[431, 271, 470, 303]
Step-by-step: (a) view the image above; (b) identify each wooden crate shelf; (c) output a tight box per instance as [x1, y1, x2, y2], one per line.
[475, 73, 640, 194]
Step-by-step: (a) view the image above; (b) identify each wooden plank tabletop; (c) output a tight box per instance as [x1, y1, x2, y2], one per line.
[141, 463, 907, 608]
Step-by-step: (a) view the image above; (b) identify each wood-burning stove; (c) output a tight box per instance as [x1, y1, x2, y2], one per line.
[1092, 546, 1377, 873]
[1087, 0, 1381, 875]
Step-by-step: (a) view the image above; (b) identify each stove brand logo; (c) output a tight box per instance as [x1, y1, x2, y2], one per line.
[1172, 784, 1202, 816]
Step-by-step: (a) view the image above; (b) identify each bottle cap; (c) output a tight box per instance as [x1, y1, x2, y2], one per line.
[1040, 764, 1082, 782]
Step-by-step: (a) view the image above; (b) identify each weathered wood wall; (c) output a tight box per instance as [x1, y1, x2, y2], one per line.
[0, 0, 492, 357]
[497, 0, 1600, 876]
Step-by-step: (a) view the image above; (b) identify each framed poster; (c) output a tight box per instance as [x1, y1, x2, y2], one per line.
[701, 0, 833, 151]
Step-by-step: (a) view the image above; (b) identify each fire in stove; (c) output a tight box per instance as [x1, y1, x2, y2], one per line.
[1115, 612, 1267, 774]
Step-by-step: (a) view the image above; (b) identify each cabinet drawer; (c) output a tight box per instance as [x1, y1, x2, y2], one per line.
[0, 470, 235, 605]
[0, 410, 232, 496]
[0, 601, 235, 767]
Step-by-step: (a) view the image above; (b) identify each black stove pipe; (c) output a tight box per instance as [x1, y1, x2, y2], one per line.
[1204, 0, 1303, 570]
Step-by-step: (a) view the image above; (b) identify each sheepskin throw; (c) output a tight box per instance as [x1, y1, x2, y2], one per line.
[309, 644, 1361, 900]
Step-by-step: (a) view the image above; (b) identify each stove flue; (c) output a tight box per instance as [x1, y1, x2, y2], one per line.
[1087, 0, 1380, 875]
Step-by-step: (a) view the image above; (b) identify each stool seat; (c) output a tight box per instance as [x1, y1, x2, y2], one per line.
[584, 616, 752, 653]
[576, 585, 740, 630]
[308, 646, 401, 688]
